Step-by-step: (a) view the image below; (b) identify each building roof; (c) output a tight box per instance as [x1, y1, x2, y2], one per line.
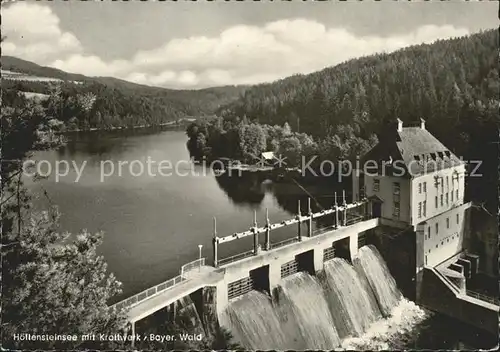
[361, 121, 464, 177]
[261, 151, 275, 160]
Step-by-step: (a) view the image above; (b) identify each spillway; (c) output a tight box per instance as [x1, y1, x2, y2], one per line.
[221, 245, 425, 350]
[219, 290, 290, 350]
[322, 257, 382, 338]
[353, 245, 402, 316]
[275, 272, 341, 349]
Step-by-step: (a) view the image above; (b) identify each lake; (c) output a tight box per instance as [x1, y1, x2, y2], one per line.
[29, 128, 333, 299]
[28, 128, 496, 349]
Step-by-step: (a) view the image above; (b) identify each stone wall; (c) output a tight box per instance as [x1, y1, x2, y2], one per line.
[417, 267, 498, 335]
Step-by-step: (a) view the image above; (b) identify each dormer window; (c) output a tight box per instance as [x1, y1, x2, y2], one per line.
[393, 182, 401, 195]
[373, 179, 380, 192]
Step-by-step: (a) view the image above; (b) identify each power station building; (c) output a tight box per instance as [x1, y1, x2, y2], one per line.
[352, 118, 497, 334]
[352, 118, 468, 268]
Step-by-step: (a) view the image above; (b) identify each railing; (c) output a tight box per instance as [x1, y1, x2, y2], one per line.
[219, 249, 255, 266]
[312, 224, 338, 237]
[180, 258, 205, 277]
[311, 212, 369, 237]
[345, 213, 366, 226]
[111, 274, 186, 311]
[270, 237, 300, 250]
[217, 199, 370, 245]
[466, 290, 500, 305]
[110, 257, 206, 311]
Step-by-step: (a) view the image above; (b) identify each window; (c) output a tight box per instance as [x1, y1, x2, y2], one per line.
[393, 182, 400, 195]
[435, 223, 439, 235]
[423, 182, 427, 193]
[423, 200, 427, 217]
[393, 182, 400, 205]
[428, 226, 431, 239]
[451, 190, 454, 202]
[456, 214, 459, 224]
[418, 183, 422, 194]
[446, 176, 449, 189]
[440, 194, 443, 206]
[418, 202, 422, 218]
[456, 189, 459, 199]
[446, 218, 450, 229]
[425, 255, 428, 265]
[446, 193, 449, 205]
[435, 196, 438, 208]
[373, 179, 380, 192]
[441, 177, 444, 192]
[393, 202, 400, 218]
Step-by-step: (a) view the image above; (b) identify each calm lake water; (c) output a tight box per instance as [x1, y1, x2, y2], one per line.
[28, 128, 496, 349]
[29, 128, 332, 299]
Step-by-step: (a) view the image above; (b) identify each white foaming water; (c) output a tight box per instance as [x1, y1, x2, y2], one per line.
[221, 245, 425, 350]
[323, 258, 382, 338]
[275, 272, 341, 349]
[353, 245, 402, 316]
[342, 298, 427, 350]
[219, 290, 290, 350]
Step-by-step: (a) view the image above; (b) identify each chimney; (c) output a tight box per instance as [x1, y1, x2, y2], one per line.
[420, 118, 426, 130]
[397, 118, 403, 132]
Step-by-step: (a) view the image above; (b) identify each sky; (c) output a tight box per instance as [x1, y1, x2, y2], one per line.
[2, 0, 498, 89]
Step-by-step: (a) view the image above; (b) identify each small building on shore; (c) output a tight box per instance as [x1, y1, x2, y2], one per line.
[260, 151, 275, 166]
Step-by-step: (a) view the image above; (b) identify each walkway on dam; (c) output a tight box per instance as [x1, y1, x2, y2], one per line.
[112, 197, 384, 324]
[120, 219, 386, 323]
[125, 265, 224, 323]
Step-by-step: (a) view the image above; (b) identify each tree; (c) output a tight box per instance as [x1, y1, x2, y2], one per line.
[1, 94, 126, 349]
[238, 123, 267, 162]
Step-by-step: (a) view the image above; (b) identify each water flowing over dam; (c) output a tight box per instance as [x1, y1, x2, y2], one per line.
[221, 245, 426, 350]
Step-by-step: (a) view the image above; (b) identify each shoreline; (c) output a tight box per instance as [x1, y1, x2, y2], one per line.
[59, 118, 197, 134]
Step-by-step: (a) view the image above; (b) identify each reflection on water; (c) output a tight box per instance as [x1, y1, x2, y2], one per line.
[28, 129, 343, 300]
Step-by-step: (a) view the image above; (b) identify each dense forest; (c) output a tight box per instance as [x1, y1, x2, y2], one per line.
[2, 56, 246, 130]
[220, 30, 497, 151]
[187, 29, 498, 209]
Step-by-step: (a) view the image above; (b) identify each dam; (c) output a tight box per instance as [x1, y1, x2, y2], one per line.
[110, 119, 498, 348]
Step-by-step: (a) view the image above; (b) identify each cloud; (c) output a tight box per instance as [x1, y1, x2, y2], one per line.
[126, 21, 468, 88]
[2, 2, 470, 89]
[2, 3, 82, 63]
[51, 55, 132, 78]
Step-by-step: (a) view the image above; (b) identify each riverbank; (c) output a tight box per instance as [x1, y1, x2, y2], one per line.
[59, 117, 197, 133]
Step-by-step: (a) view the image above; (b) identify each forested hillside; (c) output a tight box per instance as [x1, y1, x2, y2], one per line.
[2, 56, 247, 130]
[221, 30, 498, 155]
[188, 29, 498, 208]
